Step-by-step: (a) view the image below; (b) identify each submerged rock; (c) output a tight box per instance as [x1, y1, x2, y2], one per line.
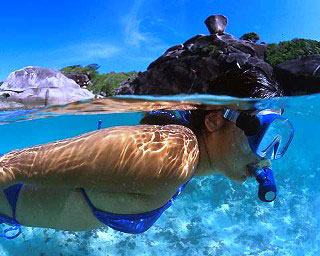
[0, 66, 95, 109]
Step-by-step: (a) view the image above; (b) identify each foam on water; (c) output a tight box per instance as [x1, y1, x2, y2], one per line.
[0, 94, 319, 256]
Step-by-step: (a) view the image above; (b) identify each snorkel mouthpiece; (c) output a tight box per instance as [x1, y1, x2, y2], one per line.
[247, 164, 277, 202]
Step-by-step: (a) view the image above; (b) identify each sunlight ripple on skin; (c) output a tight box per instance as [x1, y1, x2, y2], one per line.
[0, 125, 199, 190]
[112, 125, 198, 179]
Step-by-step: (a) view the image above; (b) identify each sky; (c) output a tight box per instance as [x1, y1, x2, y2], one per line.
[1, 0, 320, 80]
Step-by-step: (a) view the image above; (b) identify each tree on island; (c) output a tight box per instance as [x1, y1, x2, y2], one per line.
[266, 38, 320, 66]
[60, 64, 137, 96]
[240, 32, 260, 43]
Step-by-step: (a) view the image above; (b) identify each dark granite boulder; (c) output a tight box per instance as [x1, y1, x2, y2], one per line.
[204, 15, 227, 35]
[274, 55, 320, 95]
[62, 71, 92, 88]
[115, 14, 274, 96]
[115, 32, 272, 96]
[115, 14, 320, 97]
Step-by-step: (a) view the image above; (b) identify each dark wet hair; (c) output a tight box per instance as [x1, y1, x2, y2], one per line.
[209, 66, 283, 98]
[140, 66, 283, 135]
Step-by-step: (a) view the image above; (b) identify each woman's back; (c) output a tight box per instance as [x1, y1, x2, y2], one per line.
[0, 124, 199, 233]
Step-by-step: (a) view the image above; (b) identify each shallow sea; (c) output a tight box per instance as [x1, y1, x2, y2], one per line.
[0, 94, 319, 256]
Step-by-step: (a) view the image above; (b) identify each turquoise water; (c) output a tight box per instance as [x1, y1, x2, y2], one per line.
[0, 94, 320, 255]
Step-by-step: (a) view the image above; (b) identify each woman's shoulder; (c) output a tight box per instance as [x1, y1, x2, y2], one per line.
[104, 124, 199, 181]
[140, 124, 197, 139]
[133, 124, 198, 153]
[100, 124, 197, 143]
[109, 124, 195, 133]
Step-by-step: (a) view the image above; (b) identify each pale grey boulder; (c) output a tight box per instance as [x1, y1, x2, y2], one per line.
[0, 66, 95, 109]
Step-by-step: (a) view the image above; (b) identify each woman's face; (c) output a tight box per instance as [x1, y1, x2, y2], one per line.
[206, 118, 261, 183]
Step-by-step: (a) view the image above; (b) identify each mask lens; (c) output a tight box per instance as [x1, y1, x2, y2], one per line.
[256, 118, 293, 160]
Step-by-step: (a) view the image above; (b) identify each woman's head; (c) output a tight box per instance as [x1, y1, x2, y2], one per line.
[183, 66, 284, 181]
[197, 110, 260, 181]
[140, 65, 283, 182]
[185, 66, 283, 134]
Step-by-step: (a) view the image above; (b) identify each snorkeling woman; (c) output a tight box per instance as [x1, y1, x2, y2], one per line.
[0, 66, 294, 239]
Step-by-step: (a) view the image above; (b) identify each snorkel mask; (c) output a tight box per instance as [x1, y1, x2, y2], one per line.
[223, 109, 294, 202]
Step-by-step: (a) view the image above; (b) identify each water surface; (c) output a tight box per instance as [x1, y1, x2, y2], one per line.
[0, 94, 319, 256]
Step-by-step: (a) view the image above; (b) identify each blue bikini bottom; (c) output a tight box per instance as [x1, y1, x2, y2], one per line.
[0, 183, 23, 239]
[0, 178, 191, 238]
[79, 179, 191, 234]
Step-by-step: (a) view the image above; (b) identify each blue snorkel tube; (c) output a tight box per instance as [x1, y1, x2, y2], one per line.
[144, 109, 291, 203]
[247, 163, 277, 202]
[245, 112, 293, 203]
[222, 109, 294, 203]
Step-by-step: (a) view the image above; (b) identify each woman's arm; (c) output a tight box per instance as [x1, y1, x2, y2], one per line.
[0, 125, 199, 193]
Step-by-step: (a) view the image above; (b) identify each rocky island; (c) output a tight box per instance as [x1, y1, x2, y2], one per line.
[1, 14, 320, 110]
[115, 15, 320, 97]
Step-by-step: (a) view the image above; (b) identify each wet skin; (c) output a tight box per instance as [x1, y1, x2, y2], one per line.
[0, 125, 199, 230]
[0, 112, 267, 231]
[195, 110, 263, 182]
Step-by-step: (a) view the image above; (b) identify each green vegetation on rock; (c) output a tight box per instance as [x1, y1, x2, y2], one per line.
[90, 71, 137, 96]
[60, 64, 100, 78]
[58, 38, 320, 96]
[240, 32, 260, 43]
[60, 64, 137, 96]
[266, 38, 320, 66]
[201, 45, 220, 57]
